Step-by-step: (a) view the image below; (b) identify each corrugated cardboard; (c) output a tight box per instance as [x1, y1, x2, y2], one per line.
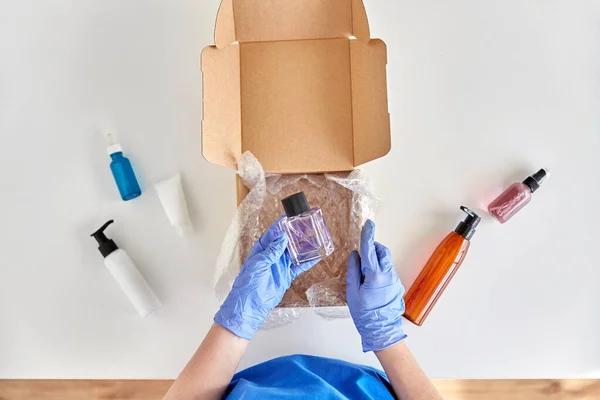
[202, 0, 390, 174]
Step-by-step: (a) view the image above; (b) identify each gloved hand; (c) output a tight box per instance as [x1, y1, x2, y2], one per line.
[214, 218, 318, 340]
[347, 220, 406, 352]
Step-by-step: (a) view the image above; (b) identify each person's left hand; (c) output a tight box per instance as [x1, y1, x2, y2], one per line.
[347, 220, 406, 352]
[214, 218, 318, 340]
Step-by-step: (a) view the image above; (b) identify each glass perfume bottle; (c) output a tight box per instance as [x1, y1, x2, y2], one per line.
[278, 192, 334, 265]
[488, 168, 548, 223]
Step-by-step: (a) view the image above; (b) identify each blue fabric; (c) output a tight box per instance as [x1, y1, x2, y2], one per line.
[224, 355, 396, 400]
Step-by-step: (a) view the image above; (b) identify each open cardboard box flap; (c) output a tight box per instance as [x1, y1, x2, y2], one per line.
[202, 0, 390, 174]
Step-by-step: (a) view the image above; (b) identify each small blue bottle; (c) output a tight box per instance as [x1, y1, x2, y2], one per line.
[106, 133, 141, 201]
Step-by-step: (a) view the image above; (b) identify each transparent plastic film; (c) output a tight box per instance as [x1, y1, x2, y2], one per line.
[214, 152, 378, 328]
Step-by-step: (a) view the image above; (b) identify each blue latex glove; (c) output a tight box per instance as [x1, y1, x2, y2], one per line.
[347, 220, 406, 352]
[215, 219, 319, 340]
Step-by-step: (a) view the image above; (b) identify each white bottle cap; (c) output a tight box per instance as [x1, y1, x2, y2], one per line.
[106, 133, 122, 155]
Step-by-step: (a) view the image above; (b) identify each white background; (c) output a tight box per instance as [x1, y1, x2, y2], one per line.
[1, 0, 599, 379]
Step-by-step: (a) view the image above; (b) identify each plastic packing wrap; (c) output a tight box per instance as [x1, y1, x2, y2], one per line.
[214, 151, 378, 329]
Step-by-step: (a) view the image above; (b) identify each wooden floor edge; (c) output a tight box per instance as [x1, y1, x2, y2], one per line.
[0, 379, 599, 399]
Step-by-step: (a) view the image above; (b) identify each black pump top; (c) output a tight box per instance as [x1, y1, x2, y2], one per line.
[454, 206, 481, 240]
[91, 220, 119, 258]
[522, 168, 548, 193]
[281, 192, 310, 217]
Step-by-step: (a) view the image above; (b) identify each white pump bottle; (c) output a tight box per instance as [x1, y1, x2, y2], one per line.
[91, 220, 161, 318]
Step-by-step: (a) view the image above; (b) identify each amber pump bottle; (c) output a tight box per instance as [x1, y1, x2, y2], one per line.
[404, 206, 481, 326]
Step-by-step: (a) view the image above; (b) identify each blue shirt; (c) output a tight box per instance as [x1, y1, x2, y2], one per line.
[224, 354, 396, 399]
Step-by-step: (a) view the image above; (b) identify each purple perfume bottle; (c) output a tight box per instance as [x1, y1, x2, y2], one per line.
[279, 192, 334, 265]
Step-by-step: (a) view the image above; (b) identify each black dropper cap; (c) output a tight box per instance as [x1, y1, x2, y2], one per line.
[454, 206, 481, 240]
[281, 192, 310, 217]
[91, 220, 119, 258]
[522, 168, 548, 193]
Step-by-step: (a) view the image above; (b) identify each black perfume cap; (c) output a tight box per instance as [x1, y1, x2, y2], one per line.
[522, 168, 548, 193]
[454, 206, 481, 240]
[281, 192, 310, 217]
[91, 220, 119, 258]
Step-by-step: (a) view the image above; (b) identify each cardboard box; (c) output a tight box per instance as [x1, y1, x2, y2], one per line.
[202, 0, 391, 179]
[202, 0, 390, 308]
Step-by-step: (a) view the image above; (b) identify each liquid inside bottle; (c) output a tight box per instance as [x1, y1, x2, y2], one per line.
[279, 192, 334, 265]
[487, 169, 548, 224]
[110, 152, 142, 201]
[279, 208, 334, 265]
[488, 182, 531, 223]
[404, 232, 470, 326]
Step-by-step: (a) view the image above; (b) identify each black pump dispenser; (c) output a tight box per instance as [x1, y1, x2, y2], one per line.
[454, 206, 481, 240]
[522, 168, 548, 193]
[281, 192, 310, 217]
[91, 220, 119, 258]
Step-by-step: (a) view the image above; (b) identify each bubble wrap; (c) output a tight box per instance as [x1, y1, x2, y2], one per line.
[214, 152, 378, 328]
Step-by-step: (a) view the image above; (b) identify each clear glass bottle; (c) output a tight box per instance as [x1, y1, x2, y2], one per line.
[278, 192, 334, 265]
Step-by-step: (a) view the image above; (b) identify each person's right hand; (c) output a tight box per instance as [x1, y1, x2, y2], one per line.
[214, 218, 318, 341]
[346, 220, 407, 352]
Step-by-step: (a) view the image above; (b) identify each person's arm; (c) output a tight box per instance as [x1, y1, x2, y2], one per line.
[163, 324, 248, 400]
[376, 341, 442, 400]
[346, 220, 442, 400]
[164, 219, 318, 400]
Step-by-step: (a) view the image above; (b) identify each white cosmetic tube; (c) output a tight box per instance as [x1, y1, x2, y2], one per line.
[154, 173, 194, 236]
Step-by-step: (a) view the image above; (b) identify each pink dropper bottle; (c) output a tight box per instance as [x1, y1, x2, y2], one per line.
[488, 169, 548, 223]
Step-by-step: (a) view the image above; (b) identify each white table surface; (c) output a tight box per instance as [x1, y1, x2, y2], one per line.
[2, 0, 599, 379]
